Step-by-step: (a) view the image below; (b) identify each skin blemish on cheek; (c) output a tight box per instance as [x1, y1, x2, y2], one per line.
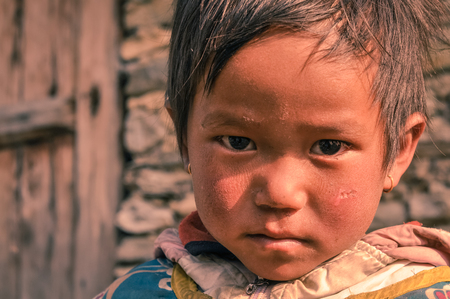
[243, 115, 254, 122]
[334, 189, 357, 206]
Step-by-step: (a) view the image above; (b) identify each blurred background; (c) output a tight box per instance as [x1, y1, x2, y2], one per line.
[0, 0, 449, 298]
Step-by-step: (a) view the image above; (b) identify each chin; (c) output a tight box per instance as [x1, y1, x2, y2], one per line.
[248, 261, 315, 281]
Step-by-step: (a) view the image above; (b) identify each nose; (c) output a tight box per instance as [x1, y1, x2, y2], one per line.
[254, 157, 308, 212]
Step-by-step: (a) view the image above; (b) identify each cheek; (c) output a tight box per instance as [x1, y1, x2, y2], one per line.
[317, 162, 383, 217]
[317, 180, 380, 231]
[193, 171, 248, 218]
[328, 189, 367, 223]
[332, 189, 357, 207]
[193, 174, 253, 242]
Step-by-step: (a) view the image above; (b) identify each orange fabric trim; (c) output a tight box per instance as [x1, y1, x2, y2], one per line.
[346, 266, 450, 299]
[172, 263, 213, 299]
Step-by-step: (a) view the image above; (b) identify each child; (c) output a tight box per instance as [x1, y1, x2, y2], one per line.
[96, 0, 450, 298]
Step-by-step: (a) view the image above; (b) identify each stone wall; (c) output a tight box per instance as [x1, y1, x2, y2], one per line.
[372, 70, 450, 232]
[116, 0, 450, 276]
[116, 0, 196, 276]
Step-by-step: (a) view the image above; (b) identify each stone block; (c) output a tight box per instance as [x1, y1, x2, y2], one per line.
[369, 201, 407, 231]
[132, 145, 182, 167]
[426, 73, 450, 102]
[116, 193, 175, 234]
[116, 235, 158, 262]
[124, 107, 167, 154]
[127, 90, 166, 111]
[121, 30, 170, 61]
[409, 192, 449, 221]
[125, 0, 173, 31]
[125, 168, 192, 197]
[429, 158, 450, 182]
[425, 116, 450, 144]
[128, 111, 180, 167]
[428, 27, 450, 71]
[170, 192, 196, 218]
[126, 57, 168, 95]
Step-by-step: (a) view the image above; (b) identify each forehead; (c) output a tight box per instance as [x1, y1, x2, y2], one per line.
[197, 31, 376, 118]
[228, 31, 371, 90]
[189, 31, 383, 149]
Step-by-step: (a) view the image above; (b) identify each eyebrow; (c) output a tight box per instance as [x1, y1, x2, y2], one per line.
[200, 110, 368, 137]
[201, 111, 256, 129]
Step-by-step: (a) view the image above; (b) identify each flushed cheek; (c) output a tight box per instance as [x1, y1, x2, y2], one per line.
[319, 187, 366, 224]
[325, 186, 379, 233]
[195, 174, 249, 220]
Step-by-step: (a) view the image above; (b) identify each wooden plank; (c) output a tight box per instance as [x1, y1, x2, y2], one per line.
[53, 0, 77, 98]
[0, 97, 75, 147]
[0, 0, 79, 298]
[22, 0, 53, 101]
[19, 143, 53, 299]
[0, 0, 22, 297]
[49, 135, 75, 299]
[0, 149, 19, 299]
[47, 0, 78, 297]
[19, 0, 55, 298]
[0, 0, 121, 297]
[0, 0, 22, 104]
[74, 0, 122, 298]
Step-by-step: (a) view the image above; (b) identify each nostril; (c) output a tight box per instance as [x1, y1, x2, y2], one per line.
[254, 184, 308, 211]
[252, 161, 308, 211]
[255, 202, 300, 216]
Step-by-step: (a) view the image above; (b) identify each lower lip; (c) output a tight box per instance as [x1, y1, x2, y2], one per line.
[247, 234, 306, 251]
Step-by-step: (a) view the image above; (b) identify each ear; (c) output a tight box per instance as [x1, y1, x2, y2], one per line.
[384, 113, 426, 191]
[165, 101, 190, 172]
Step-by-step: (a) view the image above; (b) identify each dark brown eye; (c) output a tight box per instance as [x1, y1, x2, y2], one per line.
[221, 136, 256, 151]
[319, 140, 341, 155]
[311, 140, 347, 156]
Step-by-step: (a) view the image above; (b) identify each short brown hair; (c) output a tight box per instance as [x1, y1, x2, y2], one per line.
[166, 0, 449, 168]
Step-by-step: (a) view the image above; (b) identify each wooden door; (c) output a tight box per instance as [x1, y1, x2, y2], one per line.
[0, 0, 122, 298]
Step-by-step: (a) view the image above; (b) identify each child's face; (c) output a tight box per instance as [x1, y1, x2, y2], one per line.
[185, 31, 386, 280]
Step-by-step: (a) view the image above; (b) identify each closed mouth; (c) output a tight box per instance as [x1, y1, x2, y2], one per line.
[247, 234, 306, 243]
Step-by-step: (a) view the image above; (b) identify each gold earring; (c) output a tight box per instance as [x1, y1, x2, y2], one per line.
[384, 175, 394, 193]
[187, 163, 192, 175]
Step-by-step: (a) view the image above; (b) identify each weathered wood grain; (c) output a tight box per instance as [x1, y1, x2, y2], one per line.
[74, 0, 122, 298]
[19, 143, 53, 299]
[0, 1, 21, 298]
[0, 0, 22, 104]
[19, 0, 55, 298]
[49, 135, 75, 299]
[0, 149, 19, 299]
[17, 1, 76, 299]
[48, 0, 78, 297]
[0, 0, 121, 297]
[53, 0, 77, 98]
[0, 97, 75, 147]
[22, 0, 53, 101]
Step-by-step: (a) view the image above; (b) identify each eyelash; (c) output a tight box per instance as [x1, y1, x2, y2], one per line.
[216, 136, 351, 156]
[310, 140, 351, 156]
[217, 135, 256, 151]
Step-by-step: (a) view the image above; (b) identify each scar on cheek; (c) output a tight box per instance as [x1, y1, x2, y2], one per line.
[334, 190, 357, 206]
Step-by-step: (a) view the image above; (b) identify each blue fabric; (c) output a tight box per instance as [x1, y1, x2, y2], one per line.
[396, 281, 450, 299]
[97, 259, 177, 299]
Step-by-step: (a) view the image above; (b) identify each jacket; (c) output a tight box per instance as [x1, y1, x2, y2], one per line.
[95, 216, 450, 299]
